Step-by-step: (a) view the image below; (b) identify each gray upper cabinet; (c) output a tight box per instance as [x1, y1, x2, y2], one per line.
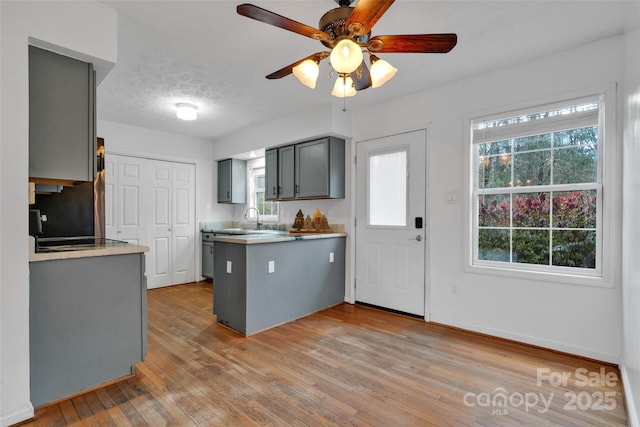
[295, 137, 344, 199]
[265, 148, 278, 201]
[264, 136, 345, 200]
[217, 158, 246, 203]
[29, 46, 96, 182]
[265, 146, 295, 200]
[278, 145, 295, 199]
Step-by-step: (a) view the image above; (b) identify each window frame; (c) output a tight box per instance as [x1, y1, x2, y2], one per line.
[464, 85, 619, 288]
[246, 157, 279, 222]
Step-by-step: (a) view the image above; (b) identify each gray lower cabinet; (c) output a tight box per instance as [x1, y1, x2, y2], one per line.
[217, 158, 246, 203]
[202, 234, 214, 279]
[29, 45, 96, 182]
[213, 237, 345, 335]
[29, 253, 146, 406]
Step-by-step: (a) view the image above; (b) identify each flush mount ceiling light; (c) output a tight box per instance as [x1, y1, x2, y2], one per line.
[176, 103, 198, 121]
[237, 0, 457, 101]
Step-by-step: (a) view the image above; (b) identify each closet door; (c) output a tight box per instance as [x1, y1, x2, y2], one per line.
[106, 155, 196, 289]
[171, 163, 196, 285]
[147, 161, 172, 289]
[106, 155, 146, 246]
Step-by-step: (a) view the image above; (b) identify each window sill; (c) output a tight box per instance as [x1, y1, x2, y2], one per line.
[465, 262, 613, 288]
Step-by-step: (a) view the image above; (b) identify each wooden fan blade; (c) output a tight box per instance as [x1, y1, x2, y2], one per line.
[368, 34, 458, 53]
[237, 4, 330, 41]
[346, 0, 395, 36]
[266, 52, 330, 80]
[351, 60, 372, 91]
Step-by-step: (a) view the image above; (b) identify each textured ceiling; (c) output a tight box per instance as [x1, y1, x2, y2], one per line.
[97, 0, 634, 141]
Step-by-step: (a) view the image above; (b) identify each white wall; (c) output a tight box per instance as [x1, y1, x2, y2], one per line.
[0, 2, 117, 425]
[351, 36, 625, 363]
[97, 120, 217, 223]
[621, 15, 640, 427]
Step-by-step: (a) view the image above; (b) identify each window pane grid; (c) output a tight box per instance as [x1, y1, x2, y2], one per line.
[473, 97, 601, 273]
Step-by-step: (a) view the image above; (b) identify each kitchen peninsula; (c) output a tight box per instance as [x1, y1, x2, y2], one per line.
[210, 231, 346, 335]
[29, 237, 148, 407]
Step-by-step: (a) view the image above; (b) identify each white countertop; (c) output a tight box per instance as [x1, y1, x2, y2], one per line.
[208, 231, 347, 245]
[29, 236, 148, 262]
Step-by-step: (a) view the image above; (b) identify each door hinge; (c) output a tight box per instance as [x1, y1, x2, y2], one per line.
[354, 217, 357, 227]
[354, 154, 357, 165]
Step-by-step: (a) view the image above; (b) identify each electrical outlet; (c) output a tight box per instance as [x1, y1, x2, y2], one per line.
[450, 283, 458, 295]
[329, 252, 334, 263]
[268, 260, 275, 273]
[226, 260, 232, 274]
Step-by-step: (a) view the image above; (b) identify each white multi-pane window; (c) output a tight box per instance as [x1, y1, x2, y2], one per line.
[247, 157, 278, 220]
[470, 95, 605, 276]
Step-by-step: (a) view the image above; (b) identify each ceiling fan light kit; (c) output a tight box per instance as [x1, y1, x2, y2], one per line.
[329, 39, 363, 74]
[369, 54, 397, 88]
[292, 59, 320, 88]
[237, 0, 457, 100]
[331, 75, 357, 98]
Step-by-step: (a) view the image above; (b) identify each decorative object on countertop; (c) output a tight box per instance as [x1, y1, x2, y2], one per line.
[304, 214, 313, 230]
[290, 208, 334, 234]
[292, 209, 305, 231]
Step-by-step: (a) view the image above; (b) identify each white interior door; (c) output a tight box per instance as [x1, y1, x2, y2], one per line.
[108, 155, 146, 246]
[147, 161, 172, 289]
[170, 162, 196, 286]
[106, 155, 196, 289]
[355, 130, 426, 316]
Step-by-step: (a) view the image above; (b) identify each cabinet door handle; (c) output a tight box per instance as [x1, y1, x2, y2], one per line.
[227, 191, 230, 198]
[295, 184, 300, 194]
[272, 186, 277, 195]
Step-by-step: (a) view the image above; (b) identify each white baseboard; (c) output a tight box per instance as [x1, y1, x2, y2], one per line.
[620, 361, 639, 427]
[1, 402, 34, 427]
[429, 314, 619, 364]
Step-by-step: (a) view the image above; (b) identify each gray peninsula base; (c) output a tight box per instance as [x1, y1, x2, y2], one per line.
[213, 236, 346, 335]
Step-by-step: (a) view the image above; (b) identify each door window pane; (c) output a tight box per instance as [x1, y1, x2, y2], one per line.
[369, 150, 407, 226]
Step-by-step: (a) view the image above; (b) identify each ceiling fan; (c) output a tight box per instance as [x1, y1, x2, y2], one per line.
[237, 0, 457, 97]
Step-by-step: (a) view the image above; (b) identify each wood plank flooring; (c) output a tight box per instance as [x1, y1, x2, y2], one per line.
[22, 281, 627, 426]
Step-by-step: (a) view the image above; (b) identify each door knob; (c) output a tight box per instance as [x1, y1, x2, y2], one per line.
[409, 235, 423, 242]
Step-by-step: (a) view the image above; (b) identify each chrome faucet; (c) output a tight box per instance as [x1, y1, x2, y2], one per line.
[244, 207, 262, 229]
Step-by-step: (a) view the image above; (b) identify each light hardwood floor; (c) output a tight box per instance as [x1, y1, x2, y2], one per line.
[22, 281, 627, 426]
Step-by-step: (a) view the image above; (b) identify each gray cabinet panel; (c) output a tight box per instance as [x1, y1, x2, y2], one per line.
[202, 241, 214, 279]
[29, 46, 96, 182]
[213, 237, 345, 335]
[217, 158, 246, 203]
[29, 253, 146, 406]
[295, 138, 330, 198]
[278, 145, 295, 199]
[265, 148, 278, 201]
[264, 136, 345, 200]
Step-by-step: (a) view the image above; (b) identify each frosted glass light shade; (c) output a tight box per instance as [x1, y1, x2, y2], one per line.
[176, 103, 197, 120]
[329, 39, 363, 74]
[370, 57, 398, 88]
[292, 59, 319, 89]
[331, 76, 356, 98]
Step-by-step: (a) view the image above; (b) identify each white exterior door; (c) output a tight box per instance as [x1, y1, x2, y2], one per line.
[355, 130, 427, 316]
